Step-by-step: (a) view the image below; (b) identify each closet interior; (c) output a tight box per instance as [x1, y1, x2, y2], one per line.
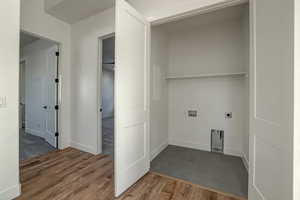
[149, 3, 250, 198]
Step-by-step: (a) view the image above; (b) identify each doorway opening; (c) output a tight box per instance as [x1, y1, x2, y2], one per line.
[149, 3, 250, 199]
[98, 35, 115, 156]
[19, 31, 60, 161]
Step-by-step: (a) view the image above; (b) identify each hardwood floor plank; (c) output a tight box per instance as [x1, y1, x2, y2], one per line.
[16, 148, 246, 200]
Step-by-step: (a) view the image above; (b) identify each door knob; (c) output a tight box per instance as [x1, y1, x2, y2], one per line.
[43, 106, 48, 109]
[100, 108, 103, 112]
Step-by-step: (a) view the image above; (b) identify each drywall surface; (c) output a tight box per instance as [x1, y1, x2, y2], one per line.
[294, 0, 300, 199]
[168, 77, 247, 157]
[150, 27, 169, 160]
[102, 69, 114, 119]
[128, 0, 247, 23]
[20, 40, 57, 139]
[167, 18, 246, 76]
[70, 8, 115, 154]
[21, 0, 72, 149]
[165, 9, 249, 159]
[0, 0, 21, 199]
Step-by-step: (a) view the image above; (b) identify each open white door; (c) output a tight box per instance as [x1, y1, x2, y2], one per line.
[44, 45, 58, 148]
[249, 0, 294, 200]
[115, 0, 150, 197]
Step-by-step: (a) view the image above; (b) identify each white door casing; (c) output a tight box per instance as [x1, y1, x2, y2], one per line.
[249, 0, 294, 200]
[19, 60, 26, 128]
[44, 46, 58, 147]
[115, 0, 150, 197]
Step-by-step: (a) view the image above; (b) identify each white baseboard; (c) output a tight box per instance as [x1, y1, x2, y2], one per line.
[249, 184, 265, 200]
[242, 153, 249, 172]
[151, 142, 168, 161]
[169, 140, 211, 152]
[70, 141, 97, 155]
[25, 128, 45, 138]
[44, 132, 56, 148]
[224, 148, 243, 158]
[0, 184, 21, 200]
[169, 140, 244, 158]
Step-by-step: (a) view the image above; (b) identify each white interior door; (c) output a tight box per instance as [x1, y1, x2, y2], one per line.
[115, 0, 150, 197]
[249, 0, 294, 200]
[44, 46, 58, 147]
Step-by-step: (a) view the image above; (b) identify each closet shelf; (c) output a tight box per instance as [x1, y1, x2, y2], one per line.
[166, 72, 248, 80]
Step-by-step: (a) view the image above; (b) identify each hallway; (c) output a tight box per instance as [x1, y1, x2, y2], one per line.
[19, 129, 55, 161]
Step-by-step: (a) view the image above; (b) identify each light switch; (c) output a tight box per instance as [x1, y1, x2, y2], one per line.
[0, 96, 7, 108]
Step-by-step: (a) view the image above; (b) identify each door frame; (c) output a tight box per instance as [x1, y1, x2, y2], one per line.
[145, 0, 253, 196]
[19, 59, 27, 129]
[97, 33, 115, 154]
[149, 0, 248, 25]
[19, 30, 62, 149]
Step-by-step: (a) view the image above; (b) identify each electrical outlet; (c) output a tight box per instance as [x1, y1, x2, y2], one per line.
[188, 110, 197, 117]
[225, 112, 233, 119]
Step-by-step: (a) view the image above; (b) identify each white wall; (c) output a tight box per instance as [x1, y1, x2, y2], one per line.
[163, 7, 249, 159]
[70, 8, 115, 154]
[102, 68, 114, 119]
[21, 0, 72, 149]
[167, 18, 246, 76]
[20, 39, 57, 139]
[150, 27, 169, 160]
[294, 0, 300, 199]
[0, 0, 21, 199]
[168, 78, 247, 157]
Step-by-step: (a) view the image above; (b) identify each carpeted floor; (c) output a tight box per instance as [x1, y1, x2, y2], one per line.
[150, 145, 248, 198]
[102, 117, 114, 155]
[19, 129, 56, 161]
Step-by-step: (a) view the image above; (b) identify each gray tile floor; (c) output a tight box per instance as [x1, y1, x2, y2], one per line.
[102, 117, 114, 155]
[151, 145, 248, 198]
[19, 129, 56, 161]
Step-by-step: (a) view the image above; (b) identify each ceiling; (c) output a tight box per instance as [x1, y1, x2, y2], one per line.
[158, 4, 248, 33]
[45, 0, 114, 24]
[44, 0, 247, 25]
[20, 32, 40, 48]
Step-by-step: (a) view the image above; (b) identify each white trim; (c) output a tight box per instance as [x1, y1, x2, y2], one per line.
[70, 141, 97, 155]
[169, 140, 211, 153]
[0, 184, 21, 200]
[25, 128, 45, 138]
[44, 131, 56, 148]
[166, 72, 247, 80]
[150, 0, 248, 25]
[169, 140, 244, 158]
[249, 184, 265, 200]
[242, 153, 249, 172]
[150, 142, 168, 161]
[96, 33, 115, 155]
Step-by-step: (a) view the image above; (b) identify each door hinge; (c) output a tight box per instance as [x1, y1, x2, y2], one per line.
[55, 78, 59, 83]
[55, 105, 59, 110]
[55, 52, 60, 56]
[55, 132, 59, 137]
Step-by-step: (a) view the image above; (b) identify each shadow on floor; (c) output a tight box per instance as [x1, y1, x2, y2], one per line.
[150, 145, 248, 198]
[19, 129, 56, 161]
